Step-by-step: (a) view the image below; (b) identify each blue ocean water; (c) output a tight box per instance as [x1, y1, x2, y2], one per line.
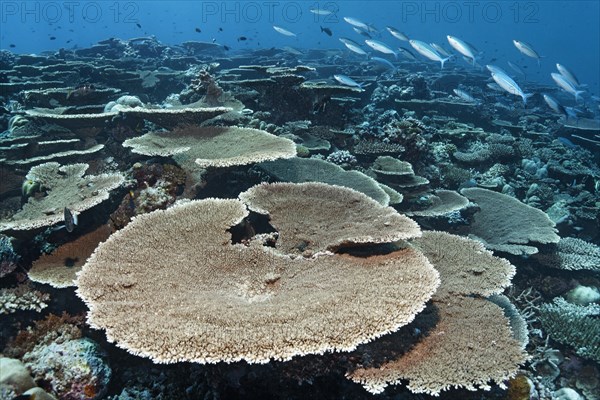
[2, 0, 599, 97]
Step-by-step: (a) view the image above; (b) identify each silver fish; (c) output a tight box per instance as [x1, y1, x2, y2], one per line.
[507, 61, 526, 77]
[370, 56, 396, 70]
[447, 35, 478, 65]
[343, 16, 370, 31]
[487, 82, 504, 92]
[309, 7, 332, 15]
[486, 64, 509, 76]
[398, 47, 417, 61]
[365, 39, 397, 58]
[542, 93, 577, 119]
[491, 72, 533, 104]
[386, 26, 409, 41]
[282, 46, 303, 56]
[333, 74, 364, 89]
[409, 40, 451, 69]
[353, 27, 372, 39]
[556, 63, 580, 87]
[273, 25, 297, 37]
[339, 37, 367, 55]
[453, 88, 477, 103]
[64, 207, 78, 233]
[430, 43, 451, 58]
[551, 72, 585, 102]
[513, 40, 542, 66]
[543, 93, 563, 114]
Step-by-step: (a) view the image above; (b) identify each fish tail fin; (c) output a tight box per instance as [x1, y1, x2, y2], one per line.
[537, 57, 546, 68]
[440, 56, 451, 69]
[575, 90, 585, 102]
[320, 26, 324, 32]
[523, 93, 534, 105]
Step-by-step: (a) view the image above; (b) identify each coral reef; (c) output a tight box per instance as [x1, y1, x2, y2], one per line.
[539, 298, 600, 362]
[259, 157, 390, 205]
[0, 162, 124, 232]
[0, 234, 20, 277]
[1, 33, 599, 400]
[23, 338, 111, 399]
[123, 125, 297, 168]
[0, 284, 50, 314]
[460, 187, 560, 255]
[28, 224, 112, 288]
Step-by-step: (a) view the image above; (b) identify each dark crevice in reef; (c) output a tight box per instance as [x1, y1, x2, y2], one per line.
[228, 212, 277, 246]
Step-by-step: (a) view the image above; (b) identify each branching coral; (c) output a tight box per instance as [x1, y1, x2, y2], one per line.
[191, 69, 224, 106]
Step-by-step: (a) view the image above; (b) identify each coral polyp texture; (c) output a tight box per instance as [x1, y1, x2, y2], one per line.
[411, 231, 516, 298]
[239, 182, 421, 254]
[0, 162, 124, 232]
[28, 224, 113, 288]
[76, 192, 440, 364]
[123, 125, 297, 168]
[460, 187, 560, 255]
[347, 231, 526, 395]
[349, 296, 528, 396]
[259, 157, 391, 205]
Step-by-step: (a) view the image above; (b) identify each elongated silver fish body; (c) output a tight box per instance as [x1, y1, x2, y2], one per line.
[431, 43, 451, 57]
[551, 72, 585, 102]
[447, 35, 477, 65]
[273, 25, 297, 37]
[398, 47, 417, 60]
[339, 38, 367, 55]
[409, 40, 451, 69]
[486, 64, 510, 76]
[365, 39, 397, 58]
[309, 7, 332, 15]
[542, 93, 563, 114]
[333, 74, 363, 89]
[453, 89, 477, 103]
[386, 26, 409, 41]
[513, 40, 542, 66]
[343, 17, 370, 31]
[508, 61, 526, 77]
[556, 63, 580, 87]
[371, 57, 396, 70]
[491, 72, 532, 104]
